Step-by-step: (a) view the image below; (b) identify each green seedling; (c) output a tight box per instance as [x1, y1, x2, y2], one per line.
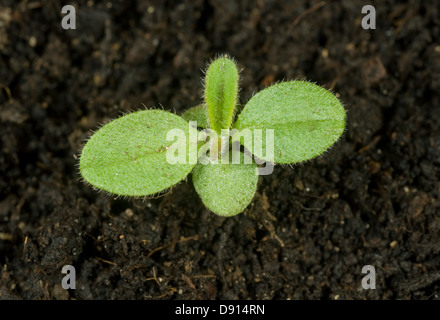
[79, 56, 346, 216]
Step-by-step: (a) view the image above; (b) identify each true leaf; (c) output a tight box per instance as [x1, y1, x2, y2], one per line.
[204, 56, 239, 134]
[233, 81, 346, 164]
[192, 152, 258, 217]
[181, 104, 210, 129]
[80, 109, 198, 196]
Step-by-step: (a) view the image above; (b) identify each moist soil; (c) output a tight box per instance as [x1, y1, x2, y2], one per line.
[1, 0, 439, 300]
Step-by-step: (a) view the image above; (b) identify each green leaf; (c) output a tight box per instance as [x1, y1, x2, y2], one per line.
[181, 104, 210, 129]
[233, 81, 346, 164]
[204, 56, 239, 134]
[79, 109, 198, 196]
[192, 152, 258, 216]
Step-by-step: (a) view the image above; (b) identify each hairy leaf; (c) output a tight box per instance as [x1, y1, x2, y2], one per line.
[233, 81, 346, 164]
[192, 152, 258, 217]
[204, 56, 239, 133]
[181, 104, 210, 129]
[80, 109, 197, 196]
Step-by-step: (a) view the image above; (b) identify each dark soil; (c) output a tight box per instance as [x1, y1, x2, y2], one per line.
[1, 0, 439, 300]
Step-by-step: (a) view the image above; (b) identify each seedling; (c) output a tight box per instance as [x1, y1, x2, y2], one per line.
[79, 56, 346, 216]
